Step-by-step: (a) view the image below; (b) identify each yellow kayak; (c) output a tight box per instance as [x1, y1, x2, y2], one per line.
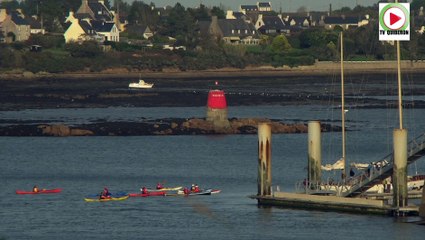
[84, 195, 129, 202]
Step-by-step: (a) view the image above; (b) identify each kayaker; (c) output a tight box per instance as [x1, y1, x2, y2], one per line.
[156, 183, 163, 190]
[141, 187, 148, 194]
[194, 184, 200, 193]
[100, 187, 111, 199]
[32, 185, 39, 193]
[183, 187, 190, 195]
[190, 184, 195, 192]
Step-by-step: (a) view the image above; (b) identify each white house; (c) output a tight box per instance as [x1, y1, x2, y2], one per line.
[91, 20, 119, 42]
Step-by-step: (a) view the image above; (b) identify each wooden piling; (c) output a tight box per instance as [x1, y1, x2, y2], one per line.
[420, 179, 425, 217]
[308, 121, 321, 186]
[393, 129, 408, 208]
[258, 123, 272, 196]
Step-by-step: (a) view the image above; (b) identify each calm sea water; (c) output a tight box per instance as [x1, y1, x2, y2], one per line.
[1, 105, 425, 239]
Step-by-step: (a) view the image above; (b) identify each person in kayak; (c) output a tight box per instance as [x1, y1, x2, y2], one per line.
[32, 185, 39, 193]
[194, 184, 200, 193]
[156, 183, 163, 190]
[141, 187, 148, 194]
[190, 184, 195, 192]
[183, 187, 190, 195]
[100, 187, 111, 199]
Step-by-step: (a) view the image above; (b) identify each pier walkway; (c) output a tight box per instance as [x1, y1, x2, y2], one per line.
[342, 133, 425, 197]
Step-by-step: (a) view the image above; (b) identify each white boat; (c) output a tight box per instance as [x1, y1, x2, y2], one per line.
[129, 79, 154, 89]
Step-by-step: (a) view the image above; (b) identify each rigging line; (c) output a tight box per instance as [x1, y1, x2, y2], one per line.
[326, 63, 338, 163]
[384, 46, 392, 154]
[405, 71, 416, 136]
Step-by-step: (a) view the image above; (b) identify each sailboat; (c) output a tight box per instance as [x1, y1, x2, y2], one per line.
[321, 32, 347, 176]
[319, 32, 424, 195]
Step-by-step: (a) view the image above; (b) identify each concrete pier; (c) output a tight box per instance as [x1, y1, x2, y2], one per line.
[253, 192, 391, 215]
[253, 121, 422, 216]
[308, 121, 321, 187]
[258, 123, 272, 196]
[393, 129, 408, 208]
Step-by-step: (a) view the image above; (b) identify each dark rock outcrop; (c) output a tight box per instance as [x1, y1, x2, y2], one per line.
[0, 118, 340, 136]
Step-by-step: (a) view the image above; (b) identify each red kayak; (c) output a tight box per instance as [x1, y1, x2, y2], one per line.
[16, 188, 62, 194]
[129, 191, 166, 197]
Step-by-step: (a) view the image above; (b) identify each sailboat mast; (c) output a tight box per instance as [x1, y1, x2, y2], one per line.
[340, 32, 346, 180]
[395, 0, 403, 130]
[396, 40, 403, 129]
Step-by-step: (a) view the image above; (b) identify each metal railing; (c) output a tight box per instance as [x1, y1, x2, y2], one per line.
[342, 133, 425, 197]
[293, 133, 425, 197]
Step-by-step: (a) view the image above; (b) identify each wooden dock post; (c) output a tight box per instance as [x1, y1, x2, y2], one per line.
[393, 129, 408, 208]
[258, 123, 272, 196]
[308, 121, 321, 188]
[419, 179, 425, 217]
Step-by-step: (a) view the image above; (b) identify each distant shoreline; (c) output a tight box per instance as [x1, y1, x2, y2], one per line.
[2, 60, 425, 80]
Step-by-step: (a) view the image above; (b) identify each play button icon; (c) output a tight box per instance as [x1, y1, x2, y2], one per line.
[390, 12, 401, 25]
[382, 6, 406, 30]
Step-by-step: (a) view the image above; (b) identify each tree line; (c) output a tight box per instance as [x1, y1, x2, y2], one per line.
[1, 0, 425, 73]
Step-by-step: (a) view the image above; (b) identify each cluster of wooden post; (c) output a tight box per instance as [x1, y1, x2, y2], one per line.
[392, 129, 408, 208]
[308, 121, 322, 187]
[256, 123, 419, 214]
[420, 183, 425, 217]
[257, 123, 272, 196]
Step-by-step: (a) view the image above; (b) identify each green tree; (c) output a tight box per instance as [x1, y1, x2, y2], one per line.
[326, 41, 338, 61]
[299, 29, 327, 48]
[417, 32, 425, 57]
[65, 41, 102, 58]
[158, 3, 198, 48]
[211, 6, 225, 19]
[188, 4, 209, 21]
[128, 0, 159, 27]
[411, 0, 425, 11]
[0, 0, 19, 9]
[271, 35, 291, 53]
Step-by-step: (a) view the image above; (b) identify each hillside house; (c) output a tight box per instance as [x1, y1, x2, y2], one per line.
[258, 2, 272, 12]
[240, 2, 272, 13]
[226, 10, 247, 20]
[64, 12, 101, 43]
[256, 14, 288, 35]
[200, 16, 260, 45]
[284, 16, 313, 28]
[240, 5, 258, 13]
[26, 16, 45, 35]
[64, 1, 120, 43]
[125, 24, 153, 39]
[319, 15, 369, 29]
[76, 0, 114, 22]
[0, 10, 30, 42]
[74, 0, 123, 31]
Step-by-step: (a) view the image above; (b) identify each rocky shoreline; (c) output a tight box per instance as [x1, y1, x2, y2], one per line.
[0, 118, 341, 136]
[3, 61, 425, 80]
[0, 60, 425, 80]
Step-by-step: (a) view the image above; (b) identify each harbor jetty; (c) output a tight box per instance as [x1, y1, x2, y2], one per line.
[251, 122, 425, 216]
